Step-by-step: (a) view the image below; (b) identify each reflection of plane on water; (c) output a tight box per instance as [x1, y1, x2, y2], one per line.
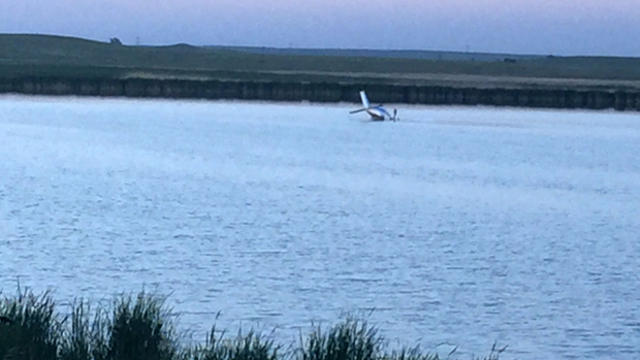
[350, 90, 398, 121]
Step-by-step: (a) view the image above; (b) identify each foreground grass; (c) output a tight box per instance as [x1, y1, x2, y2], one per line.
[0, 289, 505, 360]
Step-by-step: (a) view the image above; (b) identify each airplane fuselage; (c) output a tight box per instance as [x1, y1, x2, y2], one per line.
[350, 90, 398, 121]
[367, 106, 392, 121]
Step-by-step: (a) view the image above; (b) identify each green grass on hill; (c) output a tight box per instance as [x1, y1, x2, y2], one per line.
[1, 33, 640, 88]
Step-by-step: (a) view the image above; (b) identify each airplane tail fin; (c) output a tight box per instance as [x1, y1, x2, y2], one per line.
[359, 90, 370, 109]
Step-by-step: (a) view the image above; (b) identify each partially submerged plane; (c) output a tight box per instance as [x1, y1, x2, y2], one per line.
[350, 90, 398, 121]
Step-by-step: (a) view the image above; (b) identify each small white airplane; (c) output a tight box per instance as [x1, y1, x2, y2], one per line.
[350, 90, 398, 121]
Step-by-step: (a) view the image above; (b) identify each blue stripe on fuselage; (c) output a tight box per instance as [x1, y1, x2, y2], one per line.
[367, 106, 391, 120]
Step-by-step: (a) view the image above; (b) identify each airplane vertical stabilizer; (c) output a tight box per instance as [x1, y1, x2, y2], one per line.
[359, 90, 370, 108]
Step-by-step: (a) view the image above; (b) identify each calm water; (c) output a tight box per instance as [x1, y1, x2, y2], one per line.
[1, 95, 639, 359]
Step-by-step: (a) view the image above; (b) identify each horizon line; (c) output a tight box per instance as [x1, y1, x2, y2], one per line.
[2, 32, 638, 59]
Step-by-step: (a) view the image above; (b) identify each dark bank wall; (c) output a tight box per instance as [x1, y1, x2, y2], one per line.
[2, 77, 640, 111]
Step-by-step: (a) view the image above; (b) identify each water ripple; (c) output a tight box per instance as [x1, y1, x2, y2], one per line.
[1, 96, 639, 359]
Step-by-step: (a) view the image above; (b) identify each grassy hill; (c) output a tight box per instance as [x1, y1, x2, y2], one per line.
[2, 33, 640, 89]
[209, 46, 545, 62]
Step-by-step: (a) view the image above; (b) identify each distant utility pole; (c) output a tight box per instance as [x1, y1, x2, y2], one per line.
[136, 36, 140, 46]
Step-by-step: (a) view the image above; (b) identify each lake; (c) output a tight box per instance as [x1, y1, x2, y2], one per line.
[1, 95, 639, 359]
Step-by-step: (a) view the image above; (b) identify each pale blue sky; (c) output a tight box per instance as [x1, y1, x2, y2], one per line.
[1, 0, 639, 56]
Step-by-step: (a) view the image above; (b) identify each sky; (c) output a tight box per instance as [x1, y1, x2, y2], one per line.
[1, 0, 639, 56]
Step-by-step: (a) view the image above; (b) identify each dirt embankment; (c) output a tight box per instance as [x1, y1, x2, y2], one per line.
[2, 76, 639, 111]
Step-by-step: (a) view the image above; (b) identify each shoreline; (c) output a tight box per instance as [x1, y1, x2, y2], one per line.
[2, 76, 640, 111]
